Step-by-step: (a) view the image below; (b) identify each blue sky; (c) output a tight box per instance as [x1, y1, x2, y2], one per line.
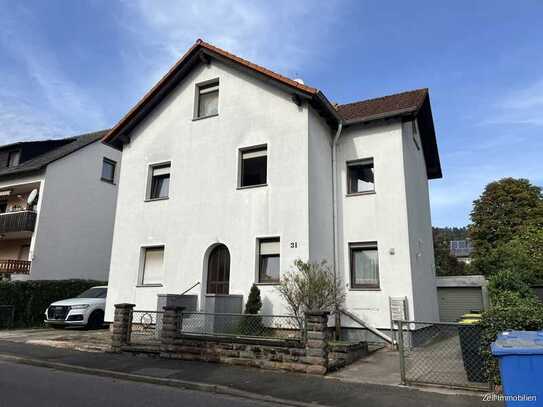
[1, 1, 542, 227]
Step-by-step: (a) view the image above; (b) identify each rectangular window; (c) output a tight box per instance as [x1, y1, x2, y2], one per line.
[350, 243, 379, 289]
[196, 80, 219, 118]
[258, 238, 280, 284]
[148, 163, 171, 200]
[101, 158, 116, 183]
[7, 150, 21, 168]
[141, 246, 164, 285]
[240, 146, 267, 188]
[347, 158, 374, 194]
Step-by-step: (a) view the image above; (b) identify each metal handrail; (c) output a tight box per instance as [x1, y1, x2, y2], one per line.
[180, 281, 200, 295]
[181, 311, 301, 319]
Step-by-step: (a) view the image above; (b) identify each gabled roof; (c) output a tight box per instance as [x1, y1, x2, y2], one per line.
[102, 39, 441, 179]
[337, 89, 428, 123]
[337, 89, 442, 179]
[0, 130, 108, 179]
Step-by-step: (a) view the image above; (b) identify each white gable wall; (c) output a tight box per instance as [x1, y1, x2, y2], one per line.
[336, 120, 415, 329]
[402, 120, 439, 322]
[105, 60, 311, 321]
[30, 140, 121, 281]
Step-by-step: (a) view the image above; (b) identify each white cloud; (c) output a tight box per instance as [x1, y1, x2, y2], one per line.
[0, 5, 108, 144]
[117, 0, 342, 87]
[479, 79, 543, 126]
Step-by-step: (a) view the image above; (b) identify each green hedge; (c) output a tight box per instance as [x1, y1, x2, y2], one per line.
[0, 279, 106, 328]
[480, 293, 543, 384]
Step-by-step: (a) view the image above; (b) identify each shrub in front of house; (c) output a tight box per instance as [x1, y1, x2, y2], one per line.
[480, 292, 543, 384]
[0, 279, 106, 328]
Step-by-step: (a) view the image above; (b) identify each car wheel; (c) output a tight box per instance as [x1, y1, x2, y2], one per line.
[87, 310, 105, 329]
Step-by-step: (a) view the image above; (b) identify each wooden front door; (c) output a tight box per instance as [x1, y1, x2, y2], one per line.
[206, 244, 230, 294]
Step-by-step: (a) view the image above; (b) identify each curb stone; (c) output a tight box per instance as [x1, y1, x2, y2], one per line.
[0, 353, 328, 407]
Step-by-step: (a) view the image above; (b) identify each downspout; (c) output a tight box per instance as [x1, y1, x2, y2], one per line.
[331, 121, 343, 339]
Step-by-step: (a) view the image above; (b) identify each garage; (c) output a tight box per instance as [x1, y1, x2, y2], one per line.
[438, 287, 484, 322]
[436, 275, 488, 322]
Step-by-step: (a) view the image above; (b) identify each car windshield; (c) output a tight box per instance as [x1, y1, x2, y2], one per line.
[77, 287, 107, 298]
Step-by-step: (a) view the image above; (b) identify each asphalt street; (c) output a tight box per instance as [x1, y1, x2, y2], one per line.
[0, 360, 282, 407]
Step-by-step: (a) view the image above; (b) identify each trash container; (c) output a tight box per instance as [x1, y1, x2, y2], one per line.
[458, 318, 487, 382]
[492, 331, 543, 406]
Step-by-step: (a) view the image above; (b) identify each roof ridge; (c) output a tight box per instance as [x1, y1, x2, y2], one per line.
[197, 40, 318, 94]
[338, 88, 428, 108]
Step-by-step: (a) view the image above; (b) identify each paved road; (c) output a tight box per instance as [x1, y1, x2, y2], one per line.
[0, 360, 280, 407]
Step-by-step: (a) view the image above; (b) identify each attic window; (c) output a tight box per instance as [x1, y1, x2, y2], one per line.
[7, 150, 21, 168]
[196, 80, 219, 119]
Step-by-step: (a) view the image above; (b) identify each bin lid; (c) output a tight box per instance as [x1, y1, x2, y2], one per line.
[458, 318, 481, 325]
[491, 331, 543, 356]
[462, 313, 482, 319]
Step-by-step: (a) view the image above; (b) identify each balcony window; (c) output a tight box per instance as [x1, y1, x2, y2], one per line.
[0, 200, 6, 214]
[101, 158, 116, 183]
[347, 158, 374, 194]
[350, 242, 379, 289]
[239, 146, 267, 188]
[147, 163, 171, 200]
[258, 238, 280, 284]
[196, 80, 219, 119]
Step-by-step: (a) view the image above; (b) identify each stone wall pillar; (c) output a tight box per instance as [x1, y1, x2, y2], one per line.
[160, 306, 184, 357]
[111, 303, 134, 352]
[304, 310, 329, 375]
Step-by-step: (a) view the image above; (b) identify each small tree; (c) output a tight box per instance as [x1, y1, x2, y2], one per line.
[239, 284, 263, 335]
[276, 259, 345, 326]
[244, 284, 262, 314]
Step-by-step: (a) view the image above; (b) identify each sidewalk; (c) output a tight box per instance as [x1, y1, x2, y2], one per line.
[0, 341, 501, 407]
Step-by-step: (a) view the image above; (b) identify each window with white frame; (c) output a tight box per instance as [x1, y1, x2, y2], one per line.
[141, 246, 164, 285]
[347, 158, 374, 194]
[239, 146, 267, 188]
[196, 80, 219, 118]
[147, 163, 171, 200]
[349, 242, 379, 289]
[101, 157, 116, 183]
[258, 238, 280, 284]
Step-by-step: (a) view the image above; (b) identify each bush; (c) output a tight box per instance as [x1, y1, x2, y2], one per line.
[480, 295, 543, 384]
[0, 279, 106, 328]
[488, 270, 535, 304]
[276, 259, 345, 324]
[239, 285, 264, 335]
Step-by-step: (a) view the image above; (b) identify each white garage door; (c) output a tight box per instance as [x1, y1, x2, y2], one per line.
[438, 287, 484, 322]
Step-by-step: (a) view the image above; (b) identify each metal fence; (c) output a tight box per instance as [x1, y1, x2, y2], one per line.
[394, 320, 491, 390]
[0, 305, 15, 329]
[128, 310, 163, 346]
[179, 312, 304, 342]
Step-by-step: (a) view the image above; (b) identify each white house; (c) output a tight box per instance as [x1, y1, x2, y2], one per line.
[0, 131, 121, 281]
[103, 40, 442, 336]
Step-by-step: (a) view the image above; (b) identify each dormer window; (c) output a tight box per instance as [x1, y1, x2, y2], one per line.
[7, 150, 21, 168]
[195, 80, 219, 119]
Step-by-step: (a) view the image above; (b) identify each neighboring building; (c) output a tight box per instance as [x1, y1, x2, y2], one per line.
[449, 239, 473, 264]
[0, 131, 121, 281]
[103, 40, 442, 336]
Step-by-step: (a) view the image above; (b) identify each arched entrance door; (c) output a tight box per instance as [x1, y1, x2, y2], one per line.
[206, 244, 230, 294]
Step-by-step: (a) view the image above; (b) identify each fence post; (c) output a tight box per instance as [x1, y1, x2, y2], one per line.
[304, 310, 330, 375]
[397, 320, 407, 385]
[111, 303, 134, 352]
[160, 306, 184, 358]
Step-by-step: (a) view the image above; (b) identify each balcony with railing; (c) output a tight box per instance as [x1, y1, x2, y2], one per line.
[0, 259, 31, 274]
[0, 210, 37, 234]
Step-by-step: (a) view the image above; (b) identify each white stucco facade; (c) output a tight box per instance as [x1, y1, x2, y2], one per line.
[104, 56, 439, 329]
[0, 140, 120, 281]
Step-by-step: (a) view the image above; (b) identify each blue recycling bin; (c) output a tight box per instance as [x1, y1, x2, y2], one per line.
[491, 331, 543, 406]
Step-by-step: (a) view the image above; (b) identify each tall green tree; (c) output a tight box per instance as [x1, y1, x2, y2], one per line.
[469, 178, 543, 275]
